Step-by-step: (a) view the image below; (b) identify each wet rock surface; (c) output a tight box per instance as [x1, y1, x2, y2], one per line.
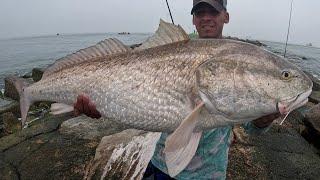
[0, 98, 20, 137]
[4, 76, 32, 101]
[86, 130, 160, 180]
[305, 71, 320, 91]
[32, 68, 45, 82]
[0, 98, 19, 115]
[0, 114, 161, 180]
[309, 91, 320, 104]
[60, 115, 126, 140]
[305, 104, 320, 132]
[2, 112, 21, 135]
[228, 122, 320, 180]
[303, 104, 320, 149]
[0, 114, 97, 179]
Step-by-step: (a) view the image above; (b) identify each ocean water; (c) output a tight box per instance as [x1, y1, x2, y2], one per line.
[0, 34, 319, 89]
[262, 41, 320, 79]
[0, 33, 150, 89]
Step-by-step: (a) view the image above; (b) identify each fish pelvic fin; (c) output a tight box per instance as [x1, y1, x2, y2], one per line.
[12, 76, 32, 128]
[164, 101, 204, 177]
[50, 103, 74, 115]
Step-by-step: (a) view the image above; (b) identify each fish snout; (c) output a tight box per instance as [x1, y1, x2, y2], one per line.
[277, 102, 289, 115]
[277, 89, 312, 115]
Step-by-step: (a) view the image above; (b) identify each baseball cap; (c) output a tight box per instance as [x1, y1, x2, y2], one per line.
[191, 0, 227, 14]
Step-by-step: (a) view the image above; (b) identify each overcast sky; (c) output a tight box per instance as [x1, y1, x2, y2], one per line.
[0, 0, 319, 47]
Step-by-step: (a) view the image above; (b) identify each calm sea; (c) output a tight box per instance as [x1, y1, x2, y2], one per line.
[0, 34, 319, 89]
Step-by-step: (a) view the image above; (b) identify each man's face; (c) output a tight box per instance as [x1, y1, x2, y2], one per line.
[192, 4, 229, 38]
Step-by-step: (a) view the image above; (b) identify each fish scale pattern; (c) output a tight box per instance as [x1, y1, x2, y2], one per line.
[24, 39, 312, 133]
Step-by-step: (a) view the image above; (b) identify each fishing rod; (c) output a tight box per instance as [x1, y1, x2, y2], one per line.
[165, 0, 175, 25]
[284, 0, 294, 58]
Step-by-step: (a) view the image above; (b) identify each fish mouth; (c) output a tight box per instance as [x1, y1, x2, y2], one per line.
[277, 88, 312, 115]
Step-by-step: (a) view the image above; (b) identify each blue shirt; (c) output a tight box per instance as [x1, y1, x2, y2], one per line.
[151, 122, 270, 179]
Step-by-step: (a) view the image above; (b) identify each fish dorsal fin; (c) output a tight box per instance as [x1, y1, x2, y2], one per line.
[136, 19, 190, 50]
[164, 101, 204, 177]
[43, 38, 131, 78]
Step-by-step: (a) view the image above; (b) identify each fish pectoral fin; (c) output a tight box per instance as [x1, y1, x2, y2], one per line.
[164, 102, 204, 177]
[50, 103, 74, 115]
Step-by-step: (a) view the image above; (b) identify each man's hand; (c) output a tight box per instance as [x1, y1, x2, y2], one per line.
[74, 94, 101, 118]
[252, 113, 280, 128]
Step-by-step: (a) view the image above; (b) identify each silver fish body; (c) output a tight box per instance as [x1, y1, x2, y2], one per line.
[23, 38, 312, 132]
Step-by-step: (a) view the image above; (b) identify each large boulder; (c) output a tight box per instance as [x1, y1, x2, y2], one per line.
[305, 104, 320, 132]
[32, 68, 45, 82]
[304, 71, 320, 91]
[1, 112, 21, 135]
[59, 115, 126, 140]
[86, 130, 161, 179]
[4, 76, 20, 101]
[60, 116, 161, 179]
[0, 113, 82, 179]
[4, 76, 32, 101]
[228, 124, 320, 179]
[303, 104, 320, 149]
[0, 115, 161, 180]
[0, 98, 19, 115]
[309, 90, 320, 104]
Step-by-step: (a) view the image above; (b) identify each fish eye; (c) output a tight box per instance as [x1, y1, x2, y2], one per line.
[281, 71, 292, 80]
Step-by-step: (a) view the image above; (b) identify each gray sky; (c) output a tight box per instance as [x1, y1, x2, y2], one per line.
[1, 0, 319, 47]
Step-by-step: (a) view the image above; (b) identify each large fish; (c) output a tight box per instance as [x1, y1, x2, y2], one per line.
[14, 20, 312, 177]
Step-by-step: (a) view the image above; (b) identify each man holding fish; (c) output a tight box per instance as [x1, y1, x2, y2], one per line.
[74, 0, 286, 179]
[13, 0, 312, 179]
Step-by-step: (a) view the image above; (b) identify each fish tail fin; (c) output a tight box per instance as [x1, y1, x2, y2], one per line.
[12, 76, 32, 127]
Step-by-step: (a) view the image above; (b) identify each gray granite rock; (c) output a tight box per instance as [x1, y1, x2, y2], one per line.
[309, 90, 320, 104]
[86, 130, 161, 179]
[60, 115, 126, 140]
[4, 76, 32, 101]
[305, 104, 320, 132]
[2, 112, 21, 135]
[0, 129, 97, 179]
[32, 68, 45, 82]
[0, 98, 19, 115]
[304, 71, 320, 91]
[228, 125, 320, 179]
[0, 114, 161, 180]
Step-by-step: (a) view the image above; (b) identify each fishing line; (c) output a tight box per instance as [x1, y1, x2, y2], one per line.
[284, 0, 294, 58]
[280, 110, 292, 125]
[165, 0, 175, 25]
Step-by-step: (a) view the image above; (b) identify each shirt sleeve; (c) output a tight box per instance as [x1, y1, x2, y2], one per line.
[242, 121, 272, 135]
